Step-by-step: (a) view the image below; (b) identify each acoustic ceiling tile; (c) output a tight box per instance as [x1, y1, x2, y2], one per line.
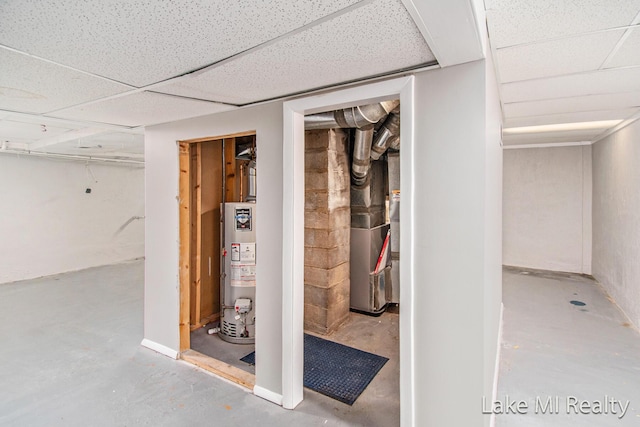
[486, 0, 640, 48]
[501, 67, 640, 103]
[503, 108, 640, 128]
[50, 92, 236, 127]
[503, 129, 602, 145]
[155, 0, 434, 105]
[0, 119, 75, 142]
[43, 131, 144, 159]
[0, 48, 133, 114]
[0, 0, 362, 87]
[496, 30, 624, 83]
[503, 91, 640, 118]
[606, 28, 640, 68]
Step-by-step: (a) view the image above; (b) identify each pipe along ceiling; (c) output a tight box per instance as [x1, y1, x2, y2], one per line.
[305, 100, 400, 186]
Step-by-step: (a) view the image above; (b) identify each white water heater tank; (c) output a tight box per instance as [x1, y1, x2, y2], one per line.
[219, 202, 256, 344]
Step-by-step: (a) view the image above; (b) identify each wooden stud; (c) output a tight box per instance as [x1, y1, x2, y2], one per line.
[193, 144, 202, 325]
[178, 142, 191, 352]
[224, 137, 237, 202]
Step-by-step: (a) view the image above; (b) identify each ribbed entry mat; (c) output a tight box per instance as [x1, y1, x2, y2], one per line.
[240, 333, 388, 405]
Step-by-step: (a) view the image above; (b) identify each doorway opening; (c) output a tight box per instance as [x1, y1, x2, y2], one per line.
[178, 131, 258, 389]
[299, 100, 400, 423]
[281, 76, 415, 423]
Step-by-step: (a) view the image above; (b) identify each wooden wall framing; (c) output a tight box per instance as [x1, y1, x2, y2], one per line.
[178, 132, 255, 353]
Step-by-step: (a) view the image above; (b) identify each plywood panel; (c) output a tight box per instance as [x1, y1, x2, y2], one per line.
[224, 138, 238, 202]
[199, 141, 223, 323]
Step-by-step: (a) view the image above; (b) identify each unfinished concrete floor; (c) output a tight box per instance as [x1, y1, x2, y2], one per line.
[497, 267, 640, 426]
[0, 260, 398, 426]
[190, 326, 256, 375]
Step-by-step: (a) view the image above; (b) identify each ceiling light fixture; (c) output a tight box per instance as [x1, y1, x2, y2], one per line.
[503, 120, 623, 135]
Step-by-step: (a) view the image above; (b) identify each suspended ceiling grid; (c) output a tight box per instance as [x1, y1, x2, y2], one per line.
[0, 0, 438, 161]
[4, 1, 638, 158]
[486, 0, 640, 146]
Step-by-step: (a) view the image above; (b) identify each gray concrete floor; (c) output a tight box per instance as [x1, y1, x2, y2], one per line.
[0, 260, 398, 427]
[190, 325, 256, 375]
[497, 267, 640, 426]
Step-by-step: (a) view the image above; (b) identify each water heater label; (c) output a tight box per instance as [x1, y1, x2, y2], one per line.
[240, 243, 256, 264]
[235, 208, 252, 231]
[230, 265, 256, 282]
[230, 243, 240, 261]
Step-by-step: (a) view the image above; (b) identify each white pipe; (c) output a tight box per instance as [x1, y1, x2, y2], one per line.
[0, 148, 144, 165]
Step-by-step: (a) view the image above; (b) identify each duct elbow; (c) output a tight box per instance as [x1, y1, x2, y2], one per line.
[370, 112, 400, 160]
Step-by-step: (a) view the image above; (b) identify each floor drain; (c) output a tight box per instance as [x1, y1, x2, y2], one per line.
[570, 300, 586, 306]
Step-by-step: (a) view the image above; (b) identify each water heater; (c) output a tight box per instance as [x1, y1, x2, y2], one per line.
[219, 202, 256, 344]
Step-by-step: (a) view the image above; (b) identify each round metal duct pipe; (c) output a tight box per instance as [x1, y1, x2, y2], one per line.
[304, 100, 399, 130]
[351, 125, 375, 186]
[370, 111, 400, 160]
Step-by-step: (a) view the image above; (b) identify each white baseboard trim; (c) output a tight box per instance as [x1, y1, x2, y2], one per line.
[140, 338, 179, 359]
[490, 303, 505, 427]
[254, 385, 283, 406]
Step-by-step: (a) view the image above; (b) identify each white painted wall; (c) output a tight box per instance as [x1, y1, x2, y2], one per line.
[144, 62, 503, 426]
[144, 103, 284, 396]
[413, 59, 502, 427]
[503, 145, 592, 274]
[483, 49, 504, 426]
[592, 119, 640, 328]
[0, 155, 144, 284]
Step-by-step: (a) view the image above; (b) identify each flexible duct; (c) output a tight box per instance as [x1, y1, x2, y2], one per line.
[370, 111, 400, 160]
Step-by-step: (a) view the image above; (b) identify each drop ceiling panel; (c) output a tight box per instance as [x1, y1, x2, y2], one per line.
[496, 31, 624, 83]
[501, 67, 640, 103]
[504, 91, 640, 118]
[50, 92, 236, 127]
[0, 120, 75, 141]
[606, 28, 640, 68]
[0, 48, 133, 114]
[42, 131, 144, 159]
[0, 0, 361, 87]
[503, 129, 603, 146]
[155, 0, 435, 105]
[504, 108, 640, 128]
[486, 0, 640, 48]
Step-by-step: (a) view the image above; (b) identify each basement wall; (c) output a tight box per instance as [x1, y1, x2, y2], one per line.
[144, 102, 284, 397]
[413, 58, 502, 427]
[144, 62, 503, 426]
[0, 155, 144, 284]
[592, 119, 640, 329]
[503, 145, 592, 274]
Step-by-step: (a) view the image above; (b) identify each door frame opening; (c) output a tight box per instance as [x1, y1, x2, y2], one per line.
[178, 130, 257, 389]
[281, 76, 416, 424]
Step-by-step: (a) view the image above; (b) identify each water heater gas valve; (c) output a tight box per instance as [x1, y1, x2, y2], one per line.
[234, 298, 252, 314]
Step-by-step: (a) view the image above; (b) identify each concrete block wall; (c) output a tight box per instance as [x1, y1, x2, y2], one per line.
[304, 128, 351, 334]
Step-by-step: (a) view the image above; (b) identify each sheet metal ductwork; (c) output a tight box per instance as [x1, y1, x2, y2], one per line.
[305, 100, 399, 131]
[351, 125, 375, 186]
[305, 100, 399, 185]
[370, 109, 400, 160]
